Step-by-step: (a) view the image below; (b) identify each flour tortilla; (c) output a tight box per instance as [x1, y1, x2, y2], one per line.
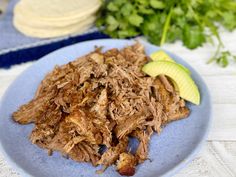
[14, 9, 97, 28]
[15, 0, 101, 21]
[14, 15, 96, 38]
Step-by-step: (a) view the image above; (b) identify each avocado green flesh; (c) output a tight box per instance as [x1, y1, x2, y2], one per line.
[142, 61, 200, 105]
[150, 50, 191, 75]
[150, 50, 174, 62]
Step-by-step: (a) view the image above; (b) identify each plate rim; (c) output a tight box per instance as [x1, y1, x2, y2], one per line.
[0, 39, 212, 177]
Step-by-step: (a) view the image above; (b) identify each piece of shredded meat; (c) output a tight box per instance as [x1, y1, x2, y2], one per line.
[12, 43, 190, 176]
[117, 152, 137, 176]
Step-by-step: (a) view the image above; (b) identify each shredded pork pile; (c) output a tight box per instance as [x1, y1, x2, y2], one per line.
[13, 43, 190, 176]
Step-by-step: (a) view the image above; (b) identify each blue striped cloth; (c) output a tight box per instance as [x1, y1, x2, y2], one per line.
[0, 0, 110, 68]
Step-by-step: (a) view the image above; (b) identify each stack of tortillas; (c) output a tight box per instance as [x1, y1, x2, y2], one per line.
[13, 0, 102, 38]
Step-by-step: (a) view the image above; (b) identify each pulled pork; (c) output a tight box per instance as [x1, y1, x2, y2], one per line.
[13, 43, 190, 176]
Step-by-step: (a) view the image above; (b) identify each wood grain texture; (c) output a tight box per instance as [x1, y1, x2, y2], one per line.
[208, 104, 236, 141]
[204, 76, 236, 104]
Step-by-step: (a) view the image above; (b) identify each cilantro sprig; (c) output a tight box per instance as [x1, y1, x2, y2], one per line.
[96, 0, 236, 67]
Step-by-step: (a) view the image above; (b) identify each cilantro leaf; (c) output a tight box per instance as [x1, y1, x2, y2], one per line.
[96, 0, 236, 67]
[120, 3, 133, 16]
[216, 51, 230, 67]
[107, 2, 119, 12]
[128, 13, 144, 27]
[221, 12, 236, 31]
[183, 25, 205, 49]
[150, 0, 165, 9]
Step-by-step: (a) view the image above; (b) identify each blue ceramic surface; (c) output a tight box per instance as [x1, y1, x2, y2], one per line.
[0, 39, 212, 177]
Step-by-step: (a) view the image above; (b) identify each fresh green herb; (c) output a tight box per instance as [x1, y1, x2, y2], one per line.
[208, 50, 236, 67]
[96, 0, 236, 67]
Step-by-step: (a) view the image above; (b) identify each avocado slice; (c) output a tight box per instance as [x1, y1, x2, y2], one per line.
[142, 61, 200, 105]
[150, 50, 174, 62]
[150, 50, 179, 90]
[150, 50, 191, 74]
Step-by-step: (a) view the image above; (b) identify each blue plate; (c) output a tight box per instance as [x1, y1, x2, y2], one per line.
[0, 39, 212, 177]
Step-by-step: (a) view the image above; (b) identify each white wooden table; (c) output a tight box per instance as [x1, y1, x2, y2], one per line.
[0, 30, 236, 177]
